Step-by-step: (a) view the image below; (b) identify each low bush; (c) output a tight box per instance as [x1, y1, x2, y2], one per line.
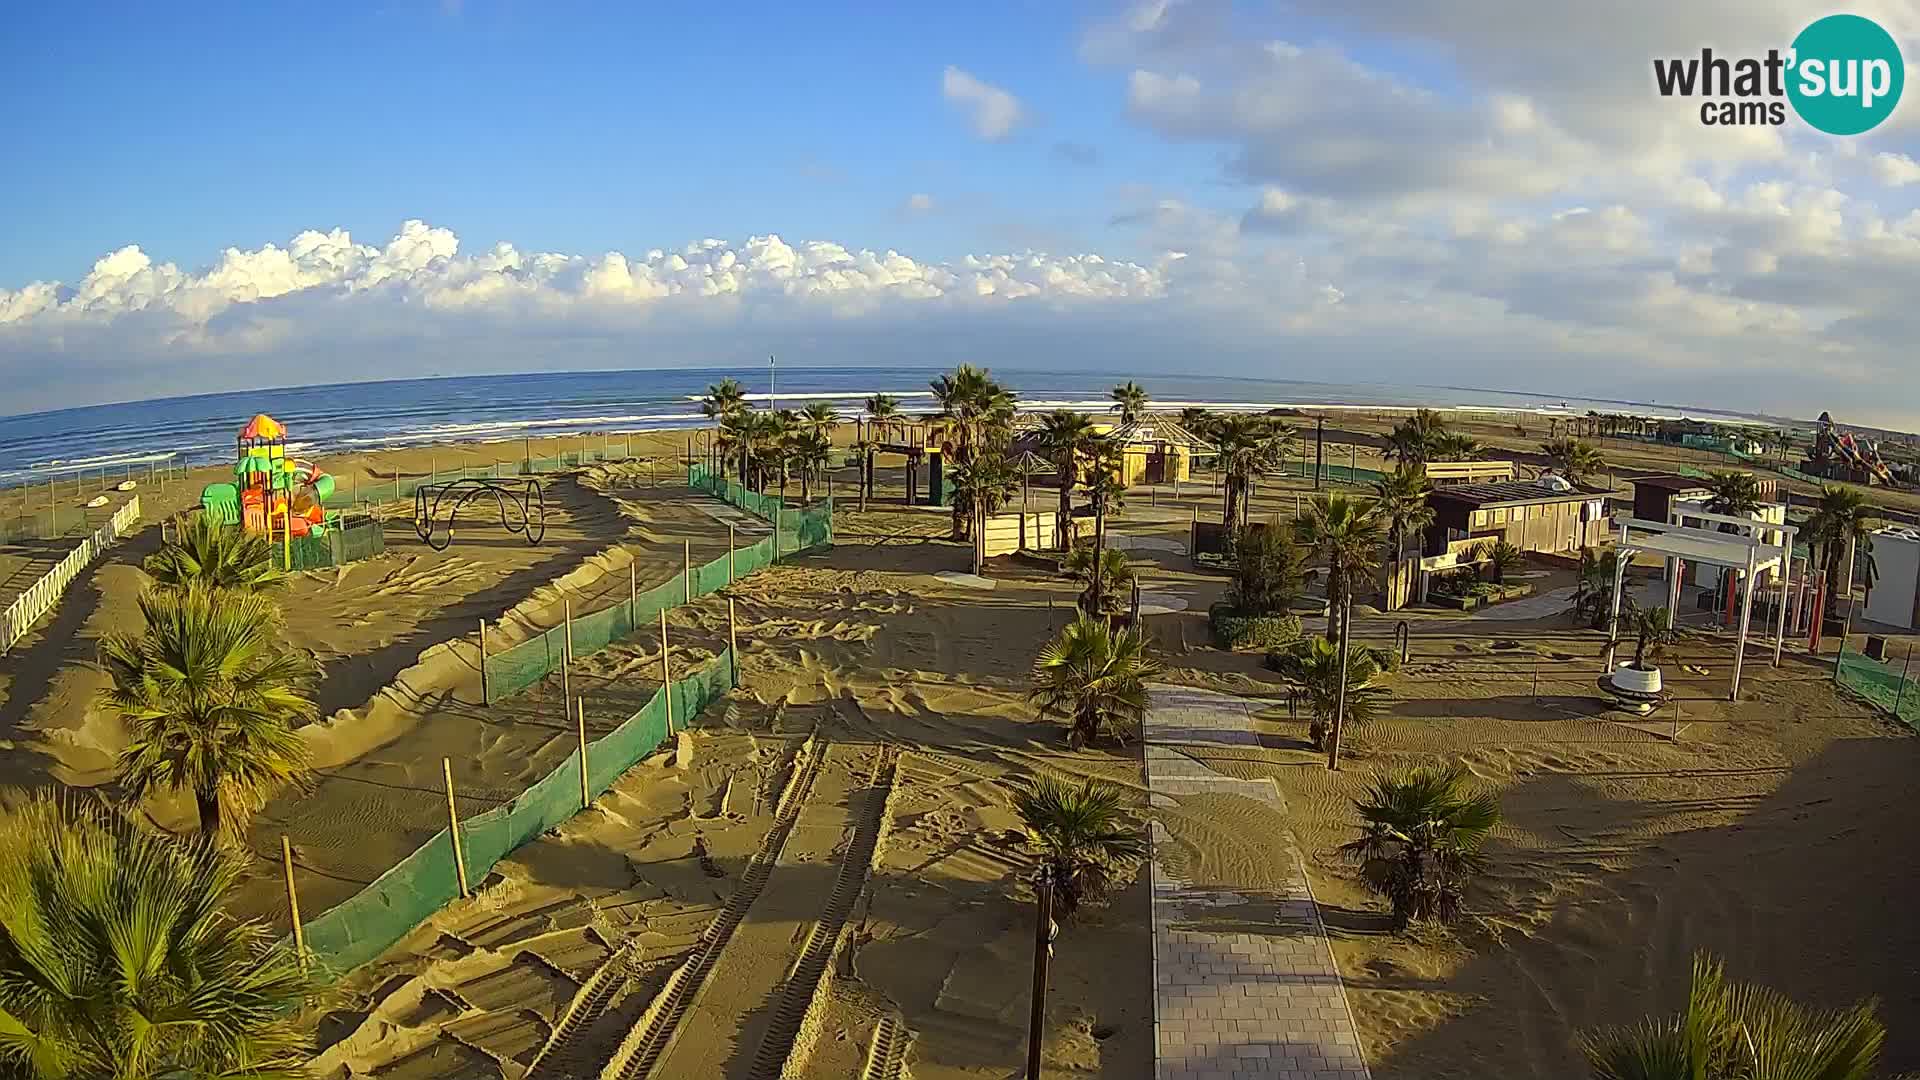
[1209, 602, 1302, 650]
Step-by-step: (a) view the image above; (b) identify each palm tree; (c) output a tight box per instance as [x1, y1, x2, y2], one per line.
[1540, 437, 1605, 483]
[1080, 437, 1129, 611]
[701, 377, 747, 422]
[1268, 637, 1389, 751]
[1487, 539, 1525, 583]
[1213, 414, 1291, 526]
[801, 401, 840, 429]
[1011, 776, 1142, 917]
[1371, 466, 1435, 563]
[1179, 407, 1215, 439]
[1340, 763, 1501, 930]
[1569, 546, 1627, 628]
[719, 407, 763, 490]
[1806, 485, 1877, 619]
[1110, 381, 1149, 425]
[1064, 545, 1136, 617]
[951, 444, 1022, 573]
[1385, 409, 1447, 464]
[1703, 470, 1764, 517]
[1626, 606, 1680, 671]
[792, 426, 832, 502]
[100, 586, 315, 841]
[1428, 431, 1484, 461]
[1580, 953, 1887, 1080]
[861, 393, 902, 499]
[1294, 493, 1385, 645]
[1036, 410, 1097, 550]
[0, 794, 317, 1077]
[145, 512, 285, 592]
[930, 365, 1016, 539]
[1029, 614, 1162, 748]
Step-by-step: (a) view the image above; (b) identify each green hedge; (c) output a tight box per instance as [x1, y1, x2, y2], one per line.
[1208, 603, 1302, 650]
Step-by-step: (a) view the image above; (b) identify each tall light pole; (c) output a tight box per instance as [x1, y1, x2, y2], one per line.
[769, 353, 777, 413]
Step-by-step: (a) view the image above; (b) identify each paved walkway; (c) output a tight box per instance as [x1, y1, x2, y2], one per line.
[1145, 685, 1370, 1080]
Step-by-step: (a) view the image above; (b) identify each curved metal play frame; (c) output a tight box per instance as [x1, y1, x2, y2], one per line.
[412, 478, 546, 552]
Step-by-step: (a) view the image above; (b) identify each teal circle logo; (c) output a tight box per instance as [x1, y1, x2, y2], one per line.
[1787, 14, 1904, 135]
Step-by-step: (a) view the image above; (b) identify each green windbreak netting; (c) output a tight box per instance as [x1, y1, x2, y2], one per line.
[283, 520, 386, 572]
[300, 650, 735, 978]
[482, 461, 829, 702]
[1836, 643, 1920, 730]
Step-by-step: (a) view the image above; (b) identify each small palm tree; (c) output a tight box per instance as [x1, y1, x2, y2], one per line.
[1806, 485, 1877, 619]
[1295, 493, 1385, 645]
[1569, 546, 1626, 628]
[1488, 539, 1525, 583]
[1540, 437, 1605, 483]
[792, 426, 832, 502]
[702, 377, 747, 421]
[1010, 776, 1142, 917]
[1580, 953, 1887, 1080]
[100, 586, 315, 841]
[1341, 763, 1501, 930]
[801, 401, 840, 429]
[1212, 414, 1291, 526]
[1371, 466, 1435, 562]
[1063, 545, 1137, 617]
[861, 393, 902, 497]
[951, 445, 1022, 573]
[1429, 431, 1484, 461]
[0, 794, 317, 1078]
[1703, 470, 1764, 516]
[930, 365, 1017, 540]
[1385, 409, 1447, 464]
[145, 513, 284, 592]
[1110, 381, 1149, 425]
[1037, 410, 1098, 548]
[1029, 615, 1162, 748]
[1267, 636, 1389, 750]
[1627, 606, 1679, 671]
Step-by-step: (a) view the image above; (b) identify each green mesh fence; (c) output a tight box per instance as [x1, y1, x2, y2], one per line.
[283, 519, 386, 572]
[480, 463, 828, 701]
[300, 648, 736, 977]
[1835, 642, 1920, 730]
[319, 442, 661, 511]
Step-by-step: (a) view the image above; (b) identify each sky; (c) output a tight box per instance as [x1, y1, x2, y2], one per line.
[4, 0, 1920, 430]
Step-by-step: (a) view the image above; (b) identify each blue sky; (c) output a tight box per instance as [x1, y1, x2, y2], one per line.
[4, 0, 1920, 429]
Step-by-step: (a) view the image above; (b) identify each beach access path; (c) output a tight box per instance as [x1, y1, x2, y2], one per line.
[1145, 685, 1370, 1080]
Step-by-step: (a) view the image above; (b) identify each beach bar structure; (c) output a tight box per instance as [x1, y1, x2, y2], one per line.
[1600, 513, 1796, 701]
[1421, 475, 1621, 560]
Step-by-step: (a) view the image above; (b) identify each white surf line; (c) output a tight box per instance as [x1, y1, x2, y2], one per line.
[1144, 684, 1371, 1080]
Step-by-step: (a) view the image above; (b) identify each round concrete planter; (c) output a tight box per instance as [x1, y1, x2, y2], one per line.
[1613, 664, 1663, 695]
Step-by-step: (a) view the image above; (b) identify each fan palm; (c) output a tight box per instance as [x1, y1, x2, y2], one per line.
[1570, 546, 1628, 628]
[792, 426, 833, 502]
[1540, 437, 1606, 483]
[951, 443, 1022, 573]
[1370, 466, 1435, 562]
[1429, 431, 1484, 461]
[930, 365, 1016, 540]
[701, 378, 747, 422]
[1010, 776, 1142, 917]
[1384, 409, 1448, 464]
[860, 393, 902, 499]
[0, 793, 317, 1078]
[1178, 407, 1216, 439]
[1703, 470, 1764, 517]
[801, 401, 840, 428]
[1063, 545, 1137, 617]
[1294, 493, 1385, 645]
[1268, 636, 1389, 751]
[1036, 410, 1098, 549]
[145, 513, 284, 592]
[1080, 437, 1128, 609]
[1213, 414, 1291, 526]
[1029, 615, 1161, 748]
[100, 586, 315, 842]
[1340, 763, 1500, 930]
[1110, 381, 1149, 425]
[1805, 485, 1877, 619]
[1580, 953, 1887, 1080]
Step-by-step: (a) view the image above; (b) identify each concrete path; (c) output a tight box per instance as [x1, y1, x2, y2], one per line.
[1145, 685, 1370, 1080]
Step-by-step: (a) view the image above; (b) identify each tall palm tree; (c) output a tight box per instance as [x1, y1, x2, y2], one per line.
[1806, 485, 1878, 619]
[1110, 381, 1149, 425]
[1036, 410, 1097, 549]
[1341, 763, 1500, 930]
[1064, 545, 1136, 617]
[701, 377, 747, 422]
[719, 407, 763, 490]
[100, 586, 315, 842]
[1428, 431, 1485, 461]
[929, 365, 1016, 540]
[1580, 953, 1887, 1080]
[1178, 407, 1216, 439]
[1295, 493, 1385, 645]
[801, 401, 840, 429]
[1268, 637, 1389, 751]
[950, 444, 1022, 573]
[1010, 777, 1142, 917]
[861, 393, 902, 499]
[1029, 615, 1162, 748]
[1385, 409, 1448, 465]
[1703, 470, 1764, 516]
[792, 426, 832, 502]
[1540, 437, 1606, 484]
[1371, 466, 1435, 563]
[0, 794, 317, 1078]
[145, 513, 284, 592]
[1213, 414, 1291, 526]
[1080, 437, 1128, 611]
[1569, 546, 1627, 628]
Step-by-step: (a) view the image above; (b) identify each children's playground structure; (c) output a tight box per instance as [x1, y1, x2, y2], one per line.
[411, 478, 546, 552]
[199, 414, 344, 555]
[1805, 411, 1894, 485]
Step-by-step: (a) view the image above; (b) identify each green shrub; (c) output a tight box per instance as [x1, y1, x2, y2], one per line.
[1208, 602, 1303, 650]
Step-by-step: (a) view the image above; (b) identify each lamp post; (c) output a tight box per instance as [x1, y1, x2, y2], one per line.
[1025, 865, 1057, 1079]
[769, 353, 777, 412]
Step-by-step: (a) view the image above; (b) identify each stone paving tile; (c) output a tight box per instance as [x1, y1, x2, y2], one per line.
[1146, 685, 1371, 1080]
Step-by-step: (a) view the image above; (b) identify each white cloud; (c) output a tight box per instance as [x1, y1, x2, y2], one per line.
[942, 65, 1027, 140]
[904, 192, 936, 213]
[1872, 151, 1920, 185]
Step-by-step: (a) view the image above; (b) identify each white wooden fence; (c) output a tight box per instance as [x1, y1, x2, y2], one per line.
[1, 496, 141, 654]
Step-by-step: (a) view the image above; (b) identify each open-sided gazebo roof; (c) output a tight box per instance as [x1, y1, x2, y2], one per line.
[1611, 513, 1795, 573]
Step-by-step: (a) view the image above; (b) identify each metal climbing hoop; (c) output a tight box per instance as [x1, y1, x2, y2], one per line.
[412, 478, 546, 552]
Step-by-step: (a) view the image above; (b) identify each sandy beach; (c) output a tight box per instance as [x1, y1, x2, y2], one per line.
[1, 421, 1914, 1079]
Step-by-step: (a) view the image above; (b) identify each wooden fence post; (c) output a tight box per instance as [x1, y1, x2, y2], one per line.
[281, 836, 306, 972]
[728, 596, 740, 689]
[729, 524, 737, 582]
[478, 619, 489, 706]
[661, 608, 674, 734]
[684, 540, 692, 603]
[577, 697, 590, 810]
[562, 598, 574, 706]
[629, 562, 638, 623]
[444, 758, 469, 898]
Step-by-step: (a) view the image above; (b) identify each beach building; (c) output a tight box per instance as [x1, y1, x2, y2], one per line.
[1007, 415, 1209, 487]
[1863, 525, 1920, 629]
[1420, 474, 1620, 560]
[1629, 474, 1790, 593]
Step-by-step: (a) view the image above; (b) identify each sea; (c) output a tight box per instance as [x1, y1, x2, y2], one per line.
[0, 367, 1776, 490]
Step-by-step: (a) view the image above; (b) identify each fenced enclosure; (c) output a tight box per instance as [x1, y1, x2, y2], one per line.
[318, 438, 670, 512]
[285, 516, 388, 571]
[2, 497, 140, 654]
[1835, 639, 1920, 730]
[480, 462, 831, 700]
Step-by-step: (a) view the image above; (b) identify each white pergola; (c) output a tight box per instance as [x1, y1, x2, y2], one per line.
[1603, 511, 1798, 701]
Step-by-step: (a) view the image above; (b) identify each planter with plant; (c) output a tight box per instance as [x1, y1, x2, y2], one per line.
[1613, 605, 1677, 695]
[1208, 525, 1306, 650]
